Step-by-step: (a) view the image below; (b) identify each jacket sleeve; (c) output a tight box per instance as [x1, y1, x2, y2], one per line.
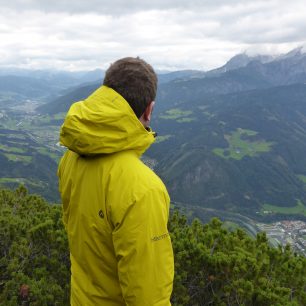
[57, 151, 72, 231]
[112, 187, 174, 306]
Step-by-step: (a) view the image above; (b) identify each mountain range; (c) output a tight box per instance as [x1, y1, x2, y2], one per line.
[0, 68, 105, 109]
[1, 47, 306, 222]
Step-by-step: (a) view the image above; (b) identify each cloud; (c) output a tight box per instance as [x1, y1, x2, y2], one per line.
[0, 0, 244, 14]
[0, 0, 305, 71]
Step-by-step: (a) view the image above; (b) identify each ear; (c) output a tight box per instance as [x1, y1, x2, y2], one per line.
[143, 101, 155, 122]
[139, 101, 155, 127]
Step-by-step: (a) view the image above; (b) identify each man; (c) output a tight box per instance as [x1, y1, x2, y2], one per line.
[58, 57, 174, 305]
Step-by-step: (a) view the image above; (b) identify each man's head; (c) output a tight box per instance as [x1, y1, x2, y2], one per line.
[103, 57, 157, 123]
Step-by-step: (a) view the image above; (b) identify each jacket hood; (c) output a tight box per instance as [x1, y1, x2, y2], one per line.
[59, 85, 155, 156]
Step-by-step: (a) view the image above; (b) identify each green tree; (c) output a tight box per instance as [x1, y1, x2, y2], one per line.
[1, 187, 306, 305]
[0, 186, 70, 305]
[169, 211, 306, 305]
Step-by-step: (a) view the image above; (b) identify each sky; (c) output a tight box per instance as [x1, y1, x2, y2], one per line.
[1, 0, 306, 72]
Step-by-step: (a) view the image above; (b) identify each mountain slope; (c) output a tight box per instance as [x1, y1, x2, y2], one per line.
[39, 67, 272, 115]
[37, 71, 208, 115]
[36, 83, 101, 114]
[207, 53, 275, 76]
[0, 126, 61, 202]
[149, 83, 306, 221]
[5, 48, 306, 221]
[40, 48, 306, 116]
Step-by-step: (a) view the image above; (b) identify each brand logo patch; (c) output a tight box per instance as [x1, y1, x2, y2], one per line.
[151, 232, 170, 242]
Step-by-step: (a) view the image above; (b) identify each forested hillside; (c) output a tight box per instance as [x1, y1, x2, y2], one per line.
[150, 83, 306, 221]
[28, 48, 306, 222]
[1, 187, 305, 305]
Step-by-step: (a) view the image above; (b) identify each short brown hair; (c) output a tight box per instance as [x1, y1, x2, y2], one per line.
[103, 57, 157, 118]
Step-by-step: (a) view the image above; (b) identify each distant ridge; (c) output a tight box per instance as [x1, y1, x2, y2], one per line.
[39, 47, 306, 116]
[36, 83, 101, 114]
[207, 53, 275, 76]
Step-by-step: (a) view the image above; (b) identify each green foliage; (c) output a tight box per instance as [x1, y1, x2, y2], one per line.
[262, 200, 306, 217]
[160, 108, 195, 122]
[297, 175, 306, 184]
[177, 118, 196, 123]
[169, 211, 306, 305]
[155, 135, 173, 144]
[1, 187, 306, 305]
[0, 144, 25, 154]
[0, 130, 61, 202]
[0, 186, 70, 305]
[0, 178, 47, 189]
[3, 153, 32, 164]
[151, 84, 306, 219]
[213, 128, 274, 160]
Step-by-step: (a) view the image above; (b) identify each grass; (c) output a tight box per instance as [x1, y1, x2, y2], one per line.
[177, 117, 196, 123]
[213, 128, 274, 160]
[0, 144, 26, 154]
[297, 174, 306, 184]
[155, 135, 173, 143]
[202, 111, 215, 119]
[213, 148, 226, 158]
[15, 114, 64, 129]
[37, 147, 61, 162]
[261, 200, 306, 217]
[0, 118, 18, 129]
[0, 133, 26, 140]
[34, 115, 52, 124]
[4, 153, 32, 164]
[53, 113, 66, 120]
[0, 113, 63, 167]
[160, 108, 193, 120]
[0, 177, 46, 188]
[4, 141, 29, 147]
[0, 178, 27, 184]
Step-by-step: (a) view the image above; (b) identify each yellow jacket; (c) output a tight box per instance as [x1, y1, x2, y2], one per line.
[58, 86, 174, 305]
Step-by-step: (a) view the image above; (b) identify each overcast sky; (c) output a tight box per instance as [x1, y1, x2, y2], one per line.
[1, 0, 306, 71]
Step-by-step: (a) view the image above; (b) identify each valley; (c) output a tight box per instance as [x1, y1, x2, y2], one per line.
[175, 201, 306, 256]
[0, 106, 65, 201]
[1, 48, 306, 255]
